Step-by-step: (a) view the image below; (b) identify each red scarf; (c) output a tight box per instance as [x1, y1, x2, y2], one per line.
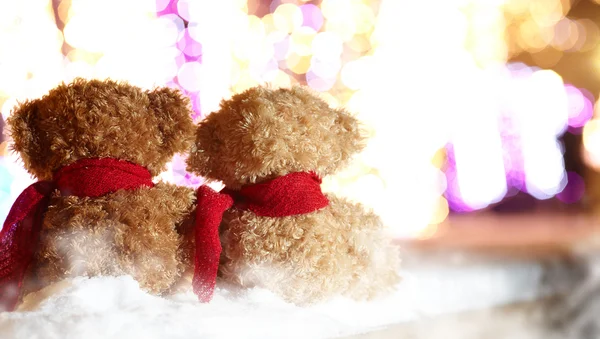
[193, 172, 329, 302]
[0, 158, 154, 312]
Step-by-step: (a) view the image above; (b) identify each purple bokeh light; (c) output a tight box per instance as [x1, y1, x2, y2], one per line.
[272, 33, 291, 60]
[566, 85, 594, 134]
[170, 154, 205, 188]
[444, 65, 591, 212]
[556, 171, 585, 204]
[156, 0, 203, 118]
[177, 29, 203, 60]
[269, 0, 284, 13]
[156, 0, 179, 17]
[498, 112, 526, 192]
[300, 4, 324, 31]
[175, 0, 192, 21]
[155, 0, 206, 187]
[189, 93, 202, 121]
[306, 70, 336, 91]
[443, 143, 476, 213]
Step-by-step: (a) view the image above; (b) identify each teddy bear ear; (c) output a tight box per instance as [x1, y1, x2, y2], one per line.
[332, 107, 367, 162]
[7, 99, 49, 178]
[146, 87, 195, 155]
[185, 119, 215, 177]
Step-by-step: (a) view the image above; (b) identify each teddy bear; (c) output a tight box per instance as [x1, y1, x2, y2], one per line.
[0, 78, 198, 311]
[186, 85, 401, 305]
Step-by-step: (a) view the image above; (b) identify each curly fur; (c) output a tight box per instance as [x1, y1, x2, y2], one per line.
[7, 78, 197, 296]
[187, 85, 400, 304]
[8, 78, 194, 180]
[28, 183, 196, 294]
[187, 85, 366, 190]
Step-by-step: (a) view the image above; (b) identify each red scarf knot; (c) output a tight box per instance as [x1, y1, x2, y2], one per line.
[0, 158, 154, 312]
[192, 171, 329, 302]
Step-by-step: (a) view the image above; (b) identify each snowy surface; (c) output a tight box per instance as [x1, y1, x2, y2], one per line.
[0, 257, 549, 339]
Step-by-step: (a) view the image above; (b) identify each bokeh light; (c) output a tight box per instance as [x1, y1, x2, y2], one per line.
[556, 171, 585, 204]
[1, 0, 598, 239]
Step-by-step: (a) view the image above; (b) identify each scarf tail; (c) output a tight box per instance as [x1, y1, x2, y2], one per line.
[0, 158, 154, 312]
[191, 172, 328, 303]
[192, 185, 233, 302]
[0, 181, 53, 312]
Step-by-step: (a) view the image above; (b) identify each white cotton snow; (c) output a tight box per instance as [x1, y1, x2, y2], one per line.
[0, 275, 412, 339]
[0, 258, 549, 339]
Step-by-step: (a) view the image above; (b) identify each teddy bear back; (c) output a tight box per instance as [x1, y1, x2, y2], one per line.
[8, 78, 195, 180]
[3, 78, 199, 301]
[187, 85, 366, 189]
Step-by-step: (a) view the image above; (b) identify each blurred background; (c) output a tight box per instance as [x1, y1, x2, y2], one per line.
[2, 0, 600, 240]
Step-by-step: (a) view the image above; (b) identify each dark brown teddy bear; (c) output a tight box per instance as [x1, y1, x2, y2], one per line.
[1, 78, 197, 311]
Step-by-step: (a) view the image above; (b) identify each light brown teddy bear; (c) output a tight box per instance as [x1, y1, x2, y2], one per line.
[1, 78, 197, 311]
[186, 85, 401, 305]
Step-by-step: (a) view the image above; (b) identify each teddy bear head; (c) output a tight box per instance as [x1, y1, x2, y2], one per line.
[187, 85, 366, 189]
[8, 78, 195, 180]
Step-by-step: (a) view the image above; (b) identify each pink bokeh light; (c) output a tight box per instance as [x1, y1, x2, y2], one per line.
[300, 4, 324, 31]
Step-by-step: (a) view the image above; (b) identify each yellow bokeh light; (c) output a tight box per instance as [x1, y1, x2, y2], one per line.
[416, 223, 440, 240]
[235, 0, 249, 13]
[57, 0, 73, 23]
[323, 19, 356, 43]
[583, 119, 600, 171]
[268, 69, 293, 88]
[0, 0, 586, 238]
[583, 119, 600, 150]
[232, 73, 259, 93]
[558, 0, 573, 16]
[0, 0, 65, 101]
[321, 0, 375, 41]
[356, 4, 376, 34]
[429, 196, 450, 227]
[504, 0, 530, 16]
[232, 16, 271, 63]
[0, 142, 7, 157]
[347, 34, 371, 53]
[64, 0, 159, 54]
[320, 0, 344, 20]
[248, 15, 266, 39]
[577, 19, 600, 52]
[290, 26, 316, 57]
[272, 3, 303, 34]
[529, 0, 563, 27]
[463, 4, 507, 66]
[431, 148, 447, 169]
[517, 19, 548, 52]
[66, 49, 101, 63]
[318, 91, 340, 108]
[261, 13, 277, 34]
[286, 52, 311, 74]
[503, 0, 577, 59]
